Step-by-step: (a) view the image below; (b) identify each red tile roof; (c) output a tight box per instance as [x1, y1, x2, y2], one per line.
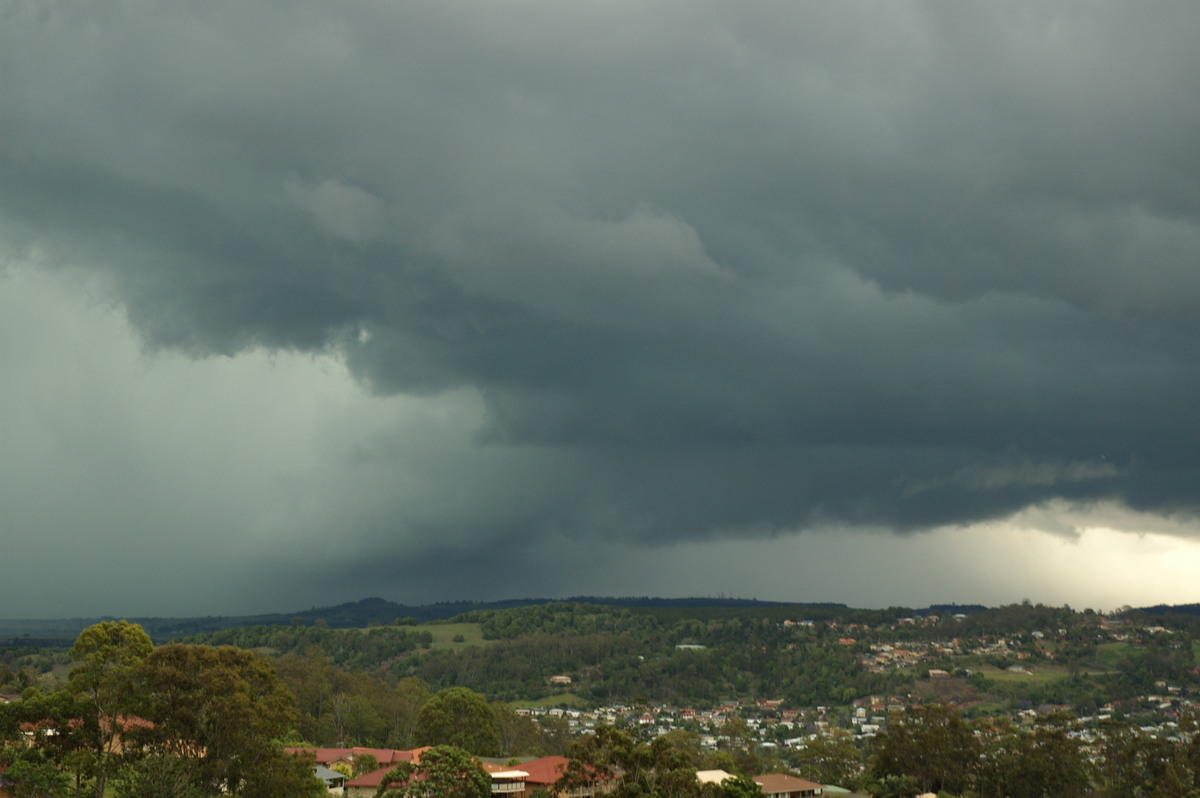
[519, 755, 571, 785]
[345, 764, 421, 789]
[285, 746, 417, 766]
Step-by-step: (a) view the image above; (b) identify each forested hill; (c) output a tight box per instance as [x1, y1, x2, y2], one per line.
[0, 596, 841, 642]
[4, 594, 1186, 643]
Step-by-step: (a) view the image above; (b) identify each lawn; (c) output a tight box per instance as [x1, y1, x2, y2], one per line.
[422, 622, 492, 652]
[1094, 642, 1134, 669]
[509, 692, 590, 709]
[983, 664, 1076, 684]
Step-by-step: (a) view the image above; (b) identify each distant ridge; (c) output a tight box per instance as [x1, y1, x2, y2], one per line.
[1137, 603, 1200, 616]
[922, 603, 988, 616]
[1, 595, 982, 642]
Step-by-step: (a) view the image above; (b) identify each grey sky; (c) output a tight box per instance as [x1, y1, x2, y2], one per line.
[2, 1, 1199, 617]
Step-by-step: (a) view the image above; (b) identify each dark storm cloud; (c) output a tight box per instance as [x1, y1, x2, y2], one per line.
[4, 0, 1200, 602]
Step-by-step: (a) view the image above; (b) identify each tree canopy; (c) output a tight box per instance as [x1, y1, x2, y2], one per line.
[412, 687, 500, 756]
[374, 745, 491, 798]
[0, 622, 323, 798]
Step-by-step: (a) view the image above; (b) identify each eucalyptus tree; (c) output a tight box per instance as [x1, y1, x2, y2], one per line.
[68, 619, 154, 798]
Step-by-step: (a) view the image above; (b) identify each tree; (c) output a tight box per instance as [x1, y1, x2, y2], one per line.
[790, 729, 862, 787]
[375, 745, 491, 798]
[870, 704, 979, 795]
[536, 714, 572, 756]
[354, 752, 380, 777]
[0, 754, 71, 798]
[68, 620, 154, 798]
[1096, 719, 1191, 798]
[0, 686, 96, 792]
[865, 773, 918, 798]
[413, 687, 500, 755]
[718, 775, 765, 797]
[494, 702, 544, 755]
[976, 716, 1091, 798]
[384, 677, 431, 747]
[718, 717, 763, 776]
[113, 753, 206, 798]
[561, 724, 716, 797]
[134, 642, 323, 797]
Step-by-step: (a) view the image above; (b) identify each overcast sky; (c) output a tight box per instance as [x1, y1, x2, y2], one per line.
[3, 1, 1200, 619]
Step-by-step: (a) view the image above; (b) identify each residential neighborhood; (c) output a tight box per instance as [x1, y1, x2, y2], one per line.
[5, 601, 1200, 796]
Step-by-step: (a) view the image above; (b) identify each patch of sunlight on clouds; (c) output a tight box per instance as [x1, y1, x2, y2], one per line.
[611, 504, 1200, 611]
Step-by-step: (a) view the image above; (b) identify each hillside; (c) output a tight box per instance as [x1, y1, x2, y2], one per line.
[0, 595, 838, 642]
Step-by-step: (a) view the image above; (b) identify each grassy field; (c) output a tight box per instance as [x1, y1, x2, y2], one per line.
[983, 664, 1074, 684]
[508, 692, 590, 709]
[420, 622, 492, 652]
[911, 675, 995, 709]
[1094, 642, 1134, 668]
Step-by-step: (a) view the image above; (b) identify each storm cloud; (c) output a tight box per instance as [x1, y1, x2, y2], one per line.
[3, 1, 1199, 615]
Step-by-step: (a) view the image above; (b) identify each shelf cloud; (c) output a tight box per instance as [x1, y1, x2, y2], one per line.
[3, 1, 1199, 615]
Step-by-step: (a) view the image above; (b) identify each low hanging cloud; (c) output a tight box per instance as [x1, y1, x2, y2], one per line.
[2, 0, 1200, 612]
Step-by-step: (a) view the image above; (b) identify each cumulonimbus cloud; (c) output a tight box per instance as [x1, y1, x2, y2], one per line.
[3, 0, 1200, 611]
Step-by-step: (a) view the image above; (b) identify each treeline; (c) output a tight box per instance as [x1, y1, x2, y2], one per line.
[0, 621, 324, 798]
[181, 623, 433, 672]
[865, 704, 1200, 797]
[0, 623, 574, 798]
[414, 604, 913, 705]
[265, 646, 570, 754]
[9, 600, 1197, 734]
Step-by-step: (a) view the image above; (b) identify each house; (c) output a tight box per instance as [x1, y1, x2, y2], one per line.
[697, 769, 737, 785]
[345, 764, 424, 798]
[343, 754, 599, 798]
[314, 764, 346, 793]
[518, 754, 606, 797]
[285, 746, 418, 772]
[490, 769, 529, 795]
[753, 773, 824, 797]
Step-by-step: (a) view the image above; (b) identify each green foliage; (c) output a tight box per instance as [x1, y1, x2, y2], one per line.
[113, 753, 207, 798]
[273, 645, 431, 747]
[68, 620, 155, 798]
[0, 752, 71, 798]
[719, 775, 766, 797]
[870, 705, 979, 795]
[375, 745, 491, 798]
[354, 752, 380, 776]
[0, 622, 321, 798]
[561, 724, 721, 797]
[414, 605, 910, 706]
[865, 773, 919, 798]
[975, 716, 1092, 798]
[133, 642, 306, 796]
[1094, 718, 1200, 797]
[182, 624, 430, 671]
[789, 729, 863, 787]
[413, 687, 501, 755]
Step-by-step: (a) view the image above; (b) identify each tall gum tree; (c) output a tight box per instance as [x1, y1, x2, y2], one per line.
[133, 642, 322, 797]
[68, 620, 153, 798]
[413, 687, 500, 756]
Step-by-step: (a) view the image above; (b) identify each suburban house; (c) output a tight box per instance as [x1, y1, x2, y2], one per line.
[314, 764, 346, 793]
[511, 754, 604, 797]
[696, 769, 737, 785]
[338, 753, 606, 798]
[753, 773, 824, 797]
[285, 745, 419, 771]
[344, 765, 407, 797]
[488, 768, 530, 795]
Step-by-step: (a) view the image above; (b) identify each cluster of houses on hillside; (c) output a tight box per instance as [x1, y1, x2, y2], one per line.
[286, 745, 832, 797]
